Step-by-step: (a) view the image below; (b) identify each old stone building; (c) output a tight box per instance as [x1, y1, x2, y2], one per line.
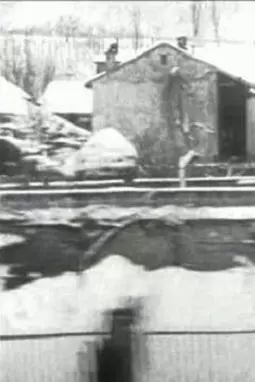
[85, 41, 255, 167]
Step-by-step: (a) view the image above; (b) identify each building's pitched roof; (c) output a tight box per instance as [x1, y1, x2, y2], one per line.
[0, 76, 31, 115]
[85, 41, 255, 89]
[0, 77, 31, 100]
[39, 79, 93, 115]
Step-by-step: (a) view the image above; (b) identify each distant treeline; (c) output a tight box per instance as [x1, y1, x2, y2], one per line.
[0, 32, 252, 100]
[0, 33, 167, 99]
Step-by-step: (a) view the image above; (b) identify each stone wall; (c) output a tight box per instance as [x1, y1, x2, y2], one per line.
[2, 206, 255, 291]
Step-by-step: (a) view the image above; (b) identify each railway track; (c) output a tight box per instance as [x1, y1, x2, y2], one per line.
[0, 176, 255, 209]
[1, 184, 255, 209]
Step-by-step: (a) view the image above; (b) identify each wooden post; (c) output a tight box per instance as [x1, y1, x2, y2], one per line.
[179, 150, 199, 188]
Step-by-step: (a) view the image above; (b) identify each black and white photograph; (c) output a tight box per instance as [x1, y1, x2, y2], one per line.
[1, 1, 255, 381]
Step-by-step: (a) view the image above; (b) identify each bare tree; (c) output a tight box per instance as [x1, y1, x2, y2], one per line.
[23, 31, 39, 100]
[1, 35, 25, 87]
[0, 33, 56, 100]
[190, 1, 203, 53]
[41, 57, 56, 94]
[151, 25, 163, 45]
[129, 5, 142, 52]
[55, 15, 82, 42]
[210, 0, 221, 45]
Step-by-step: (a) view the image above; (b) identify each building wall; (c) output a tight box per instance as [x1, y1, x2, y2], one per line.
[92, 44, 218, 165]
[246, 96, 255, 160]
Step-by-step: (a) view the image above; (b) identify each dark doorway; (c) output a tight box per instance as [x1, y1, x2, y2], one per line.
[218, 73, 247, 161]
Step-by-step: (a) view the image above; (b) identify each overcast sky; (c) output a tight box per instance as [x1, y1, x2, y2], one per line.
[0, 1, 254, 41]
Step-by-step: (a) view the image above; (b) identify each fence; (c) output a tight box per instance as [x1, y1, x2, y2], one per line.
[1, 330, 255, 382]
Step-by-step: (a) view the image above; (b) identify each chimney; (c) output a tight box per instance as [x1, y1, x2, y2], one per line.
[105, 50, 116, 71]
[104, 39, 119, 71]
[94, 39, 121, 74]
[177, 36, 188, 50]
[95, 60, 106, 75]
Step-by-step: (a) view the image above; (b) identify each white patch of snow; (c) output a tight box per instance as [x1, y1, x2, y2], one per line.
[0, 233, 25, 248]
[1, 255, 255, 335]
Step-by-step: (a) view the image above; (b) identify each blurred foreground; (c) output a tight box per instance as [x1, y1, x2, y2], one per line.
[1, 255, 255, 381]
[1, 204, 255, 380]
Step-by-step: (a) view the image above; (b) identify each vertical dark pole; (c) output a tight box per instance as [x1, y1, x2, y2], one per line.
[95, 308, 136, 382]
[111, 308, 134, 382]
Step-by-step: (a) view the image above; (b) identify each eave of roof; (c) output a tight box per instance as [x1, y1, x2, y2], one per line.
[0, 76, 31, 100]
[39, 79, 93, 114]
[85, 41, 255, 90]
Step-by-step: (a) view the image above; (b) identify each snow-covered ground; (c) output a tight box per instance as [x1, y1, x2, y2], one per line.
[17, 205, 255, 225]
[1, 255, 255, 334]
[2, 200, 255, 381]
[2, 255, 255, 381]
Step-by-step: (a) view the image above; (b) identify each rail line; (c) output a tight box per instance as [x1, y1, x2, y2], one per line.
[1, 184, 255, 209]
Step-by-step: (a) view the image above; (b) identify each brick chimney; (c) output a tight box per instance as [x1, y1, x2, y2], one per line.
[177, 36, 188, 50]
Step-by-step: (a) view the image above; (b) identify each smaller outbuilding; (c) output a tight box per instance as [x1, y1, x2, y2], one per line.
[39, 79, 93, 131]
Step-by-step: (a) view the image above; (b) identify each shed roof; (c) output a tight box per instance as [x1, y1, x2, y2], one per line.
[85, 41, 255, 89]
[39, 79, 93, 115]
[0, 76, 31, 115]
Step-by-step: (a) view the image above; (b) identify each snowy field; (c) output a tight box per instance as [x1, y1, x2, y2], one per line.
[1, 255, 255, 381]
[2, 204, 255, 380]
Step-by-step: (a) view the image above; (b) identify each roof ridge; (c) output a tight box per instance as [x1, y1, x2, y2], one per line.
[85, 41, 178, 87]
[84, 41, 255, 89]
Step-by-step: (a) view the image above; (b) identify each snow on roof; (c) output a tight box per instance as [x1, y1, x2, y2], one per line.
[0, 77, 30, 100]
[39, 79, 93, 115]
[85, 41, 255, 89]
[0, 76, 31, 115]
[195, 44, 255, 87]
